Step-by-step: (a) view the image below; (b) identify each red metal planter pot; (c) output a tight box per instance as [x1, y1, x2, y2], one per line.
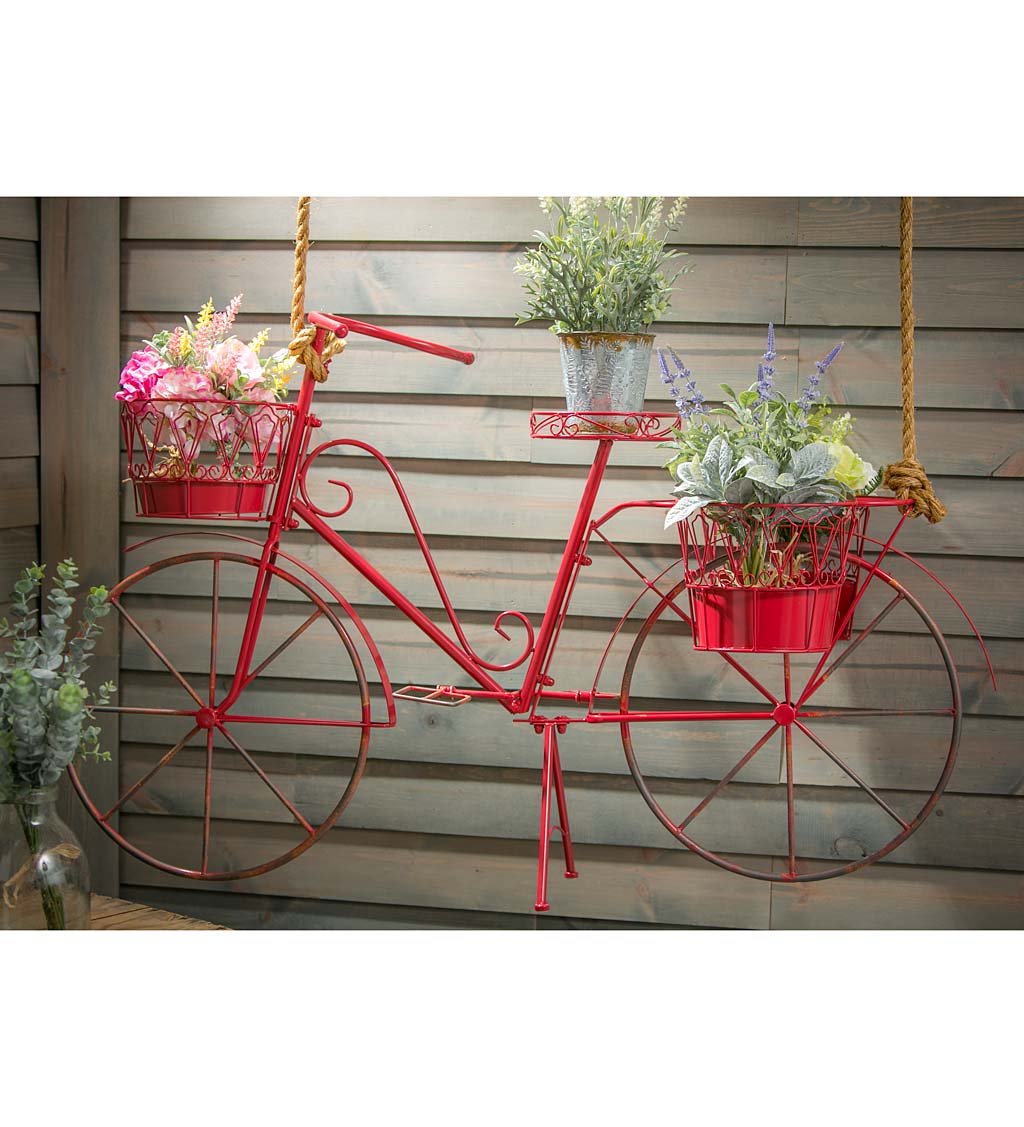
[688, 577, 856, 653]
[134, 479, 271, 519]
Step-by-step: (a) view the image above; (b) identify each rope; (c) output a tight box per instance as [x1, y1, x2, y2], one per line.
[882, 197, 947, 523]
[287, 196, 344, 383]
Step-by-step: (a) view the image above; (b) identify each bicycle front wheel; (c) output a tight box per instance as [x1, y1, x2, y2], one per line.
[70, 551, 372, 881]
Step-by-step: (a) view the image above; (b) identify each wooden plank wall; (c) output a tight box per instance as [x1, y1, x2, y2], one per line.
[0, 199, 40, 611]
[39, 200, 122, 895]
[115, 197, 1024, 929]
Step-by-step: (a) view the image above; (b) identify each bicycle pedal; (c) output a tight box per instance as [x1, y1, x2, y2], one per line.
[394, 685, 472, 707]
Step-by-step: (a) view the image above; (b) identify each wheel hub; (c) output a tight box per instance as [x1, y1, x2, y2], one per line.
[772, 701, 797, 727]
[196, 706, 219, 730]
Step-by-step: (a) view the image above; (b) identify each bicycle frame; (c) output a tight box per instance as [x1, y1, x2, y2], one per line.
[216, 317, 614, 726]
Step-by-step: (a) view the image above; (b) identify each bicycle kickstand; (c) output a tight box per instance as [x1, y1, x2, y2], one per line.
[533, 718, 579, 912]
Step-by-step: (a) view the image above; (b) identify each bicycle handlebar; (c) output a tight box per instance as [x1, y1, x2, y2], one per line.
[307, 311, 475, 366]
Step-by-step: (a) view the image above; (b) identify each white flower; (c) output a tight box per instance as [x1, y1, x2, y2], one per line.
[827, 443, 875, 491]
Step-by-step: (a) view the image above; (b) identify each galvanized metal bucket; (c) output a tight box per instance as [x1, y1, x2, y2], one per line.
[558, 332, 653, 415]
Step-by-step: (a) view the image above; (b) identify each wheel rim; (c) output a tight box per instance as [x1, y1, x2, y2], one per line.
[619, 554, 962, 882]
[69, 551, 372, 881]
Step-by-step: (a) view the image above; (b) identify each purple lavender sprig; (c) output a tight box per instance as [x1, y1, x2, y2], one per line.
[797, 341, 845, 415]
[754, 322, 776, 408]
[659, 346, 708, 426]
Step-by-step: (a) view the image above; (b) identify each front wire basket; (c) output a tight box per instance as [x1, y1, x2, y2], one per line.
[121, 397, 296, 519]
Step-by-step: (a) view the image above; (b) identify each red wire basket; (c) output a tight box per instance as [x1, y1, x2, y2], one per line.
[679, 501, 871, 653]
[121, 398, 296, 519]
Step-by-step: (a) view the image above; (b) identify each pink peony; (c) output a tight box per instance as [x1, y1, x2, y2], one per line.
[238, 383, 276, 404]
[116, 348, 169, 403]
[205, 338, 263, 393]
[151, 367, 221, 448]
[153, 366, 217, 401]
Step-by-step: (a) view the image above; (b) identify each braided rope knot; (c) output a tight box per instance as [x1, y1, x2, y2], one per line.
[288, 196, 346, 384]
[882, 457, 947, 523]
[287, 324, 344, 384]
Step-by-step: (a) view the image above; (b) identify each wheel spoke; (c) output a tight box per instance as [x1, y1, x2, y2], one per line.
[605, 709, 778, 725]
[201, 729, 214, 875]
[103, 725, 200, 821]
[217, 724, 315, 835]
[795, 720, 911, 830]
[678, 725, 779, 830]
[661, 593, 777, 704]
[799, 707, 955, 719]
[784, 720, 796, 878]
[220, 713, 374, 728]
[798, 592, 905, 707]
[93, 705, 197, 717]
[209, 559, 220, 705]
[239, 607, 325, 690]
[715, 653, 779, 707]
[112, 597, 206, 709]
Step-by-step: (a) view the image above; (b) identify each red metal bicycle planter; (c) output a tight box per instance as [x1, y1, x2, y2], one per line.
[72, 312, 994, 911]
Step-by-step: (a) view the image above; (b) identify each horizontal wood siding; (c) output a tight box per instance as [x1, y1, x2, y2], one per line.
[0, 202, 38, 610]
[117, 197, 1024, 929]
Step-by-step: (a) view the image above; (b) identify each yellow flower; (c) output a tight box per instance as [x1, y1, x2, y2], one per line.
[196, 298, 214, 332]
[828, 443, 874, 491]
[248, 328, 271, 356]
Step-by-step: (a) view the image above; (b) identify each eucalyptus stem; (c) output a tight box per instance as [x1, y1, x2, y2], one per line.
[14, 800, 66, 930]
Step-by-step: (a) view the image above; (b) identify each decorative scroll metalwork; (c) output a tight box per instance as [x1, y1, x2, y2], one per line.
[529, 410, 679, 441]
[122, 398, 295, 484]
[680, 501, 868, 590]
[298, 437, 536, 671]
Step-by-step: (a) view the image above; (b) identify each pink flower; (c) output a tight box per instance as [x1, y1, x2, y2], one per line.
[205, 338, 263, 393]
[116, 348, 169, 403]
[247, 401, 283, 452]
[153, 366, 217, 401]
[239, 383, 276, 404]
[213, 396, 281, 454]
[151, 367, 221, 448]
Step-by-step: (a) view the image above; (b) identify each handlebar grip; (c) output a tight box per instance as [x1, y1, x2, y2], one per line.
[308, 312, 475, 365]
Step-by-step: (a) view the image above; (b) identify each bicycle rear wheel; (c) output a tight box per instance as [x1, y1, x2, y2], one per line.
[618, 556, 962, 881]
[69, 551, 372, 880]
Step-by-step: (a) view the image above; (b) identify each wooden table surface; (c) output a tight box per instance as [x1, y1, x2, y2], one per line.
[91, 894, 230, 930]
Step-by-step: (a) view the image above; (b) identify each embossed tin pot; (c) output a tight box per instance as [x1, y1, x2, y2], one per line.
[557, 332, 653, 416]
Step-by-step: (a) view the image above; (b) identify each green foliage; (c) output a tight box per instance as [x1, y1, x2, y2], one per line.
[515, 197, 692, 334]
[0, 560, 115, 800]
[662, 385, 878, 530]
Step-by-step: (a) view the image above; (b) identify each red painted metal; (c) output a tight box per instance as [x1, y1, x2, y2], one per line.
[689, 579, 855, 652]
[122, 397, 296, 520]
[307, 311, 475, 365]
[534, 721, 578, 912]
[530, 410, 678, 440]
[76, 315, 988, 908]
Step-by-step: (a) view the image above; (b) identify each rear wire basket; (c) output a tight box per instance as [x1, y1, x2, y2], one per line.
[680, 501, 870, 652]
[122, 398, 295, 519]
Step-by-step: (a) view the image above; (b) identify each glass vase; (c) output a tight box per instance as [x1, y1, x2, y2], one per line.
[0, 785, 91, 930]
